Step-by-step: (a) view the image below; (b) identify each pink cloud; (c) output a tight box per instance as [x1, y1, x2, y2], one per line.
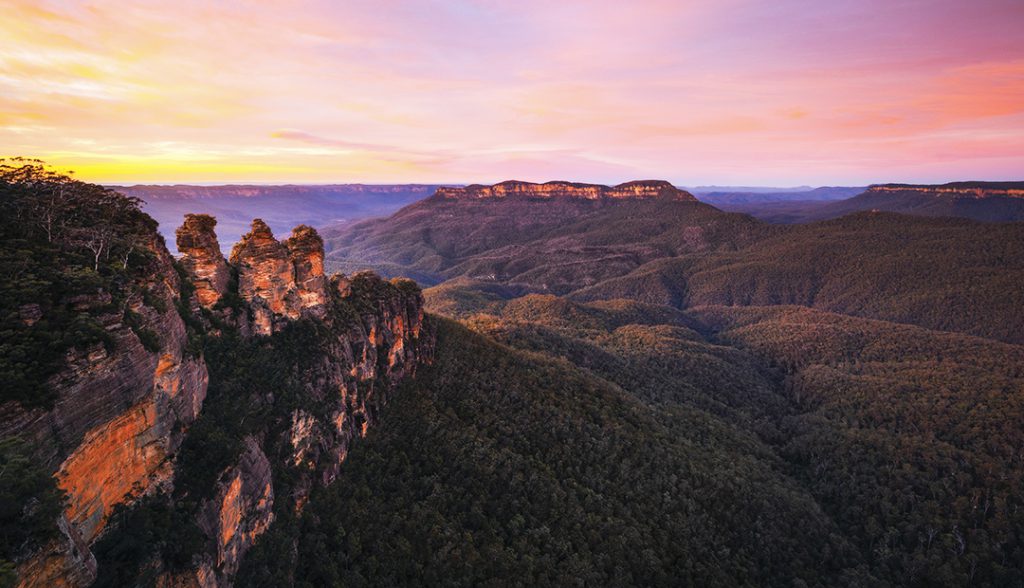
[0, 0, 1021, 184]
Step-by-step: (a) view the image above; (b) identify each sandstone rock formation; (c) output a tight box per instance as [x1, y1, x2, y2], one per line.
[160, 271, 431, 588]
[176, 214, 231, 308]
[435, 179, 697, 201]
[196, 438, 274, 584]
[8, 211, 433, 588]
[866, 182, 1024, 199]
[225, 219, 329, 335]
[285, 225, 328, 316]
[229, 219, 298, 335]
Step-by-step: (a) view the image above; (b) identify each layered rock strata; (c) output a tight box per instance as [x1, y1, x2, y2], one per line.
[2, 233, 209, 588]
[159, 269, 431, 587]
[867, 183, 1024, 199]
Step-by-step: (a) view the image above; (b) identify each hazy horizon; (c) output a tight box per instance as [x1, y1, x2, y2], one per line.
[100, 179, 1013, 190]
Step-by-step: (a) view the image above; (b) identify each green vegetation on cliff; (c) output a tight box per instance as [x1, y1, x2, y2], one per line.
[0, 158, 163, 407]
[0, 438, 66, 588]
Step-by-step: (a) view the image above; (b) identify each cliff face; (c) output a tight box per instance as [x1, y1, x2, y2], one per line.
[194, 438, 275, 585]
[166, 270, 431, 587]
[285, 225, 328, 314]
[867, 182, 1024, 199]
[1, 232, 209, 588]
[7, 206, 432, 588]
[803, 182, 1024, 223]
[135, 221, 432, 588]
[435, 180, 697, 201]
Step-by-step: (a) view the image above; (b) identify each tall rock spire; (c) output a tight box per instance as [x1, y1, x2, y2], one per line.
[285, 224, 328, 318]
[175, 214, 230, 308]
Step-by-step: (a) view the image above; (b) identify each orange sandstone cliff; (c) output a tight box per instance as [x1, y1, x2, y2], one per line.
[0, 230, 209, 587]
[7, 213, 433, 588]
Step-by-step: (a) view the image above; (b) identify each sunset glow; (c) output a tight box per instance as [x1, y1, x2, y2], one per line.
[2, 0, 1022, 184]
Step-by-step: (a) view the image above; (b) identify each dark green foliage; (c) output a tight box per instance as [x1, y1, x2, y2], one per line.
[239, 319, 868, 587]
[402, 286, 1024, 585]
[0, 158, 163, 407]
[672, 213, 1024, 343]
[123, 309, 161, 353]
[172, 320, 332, 501]
[0, 438, 66, 578]
[692, 305, 1024, 585]
[89, 496, 204, 588]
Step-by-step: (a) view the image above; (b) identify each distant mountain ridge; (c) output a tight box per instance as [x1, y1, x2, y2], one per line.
[434, 179, 696, 201]
[705, 181, 1024, 223]
[799, 181, 1024, 222]
[865, 181, 1024, 198]
[871, 180, 1024, 191]
[324, 180, 1024, 344]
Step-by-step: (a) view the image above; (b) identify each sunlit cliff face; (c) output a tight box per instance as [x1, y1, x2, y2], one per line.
[2, 0, 1022, 185]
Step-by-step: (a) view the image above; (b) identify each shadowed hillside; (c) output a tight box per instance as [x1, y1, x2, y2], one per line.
[412, 285, 1024, 585]
[325, 183, 1024, 344]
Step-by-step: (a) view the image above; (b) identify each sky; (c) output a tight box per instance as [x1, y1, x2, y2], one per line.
[1, 0, 1022, 186]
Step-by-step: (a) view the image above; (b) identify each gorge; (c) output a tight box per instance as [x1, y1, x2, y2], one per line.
[3, 168, 1024, 587]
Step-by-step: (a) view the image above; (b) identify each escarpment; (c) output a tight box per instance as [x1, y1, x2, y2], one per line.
[5, 183, 432, 588]
[89, 219, 433, 587]
[151, 268, 431, 587]
[866, 181, 1024, 199]
[434, 179, 697, 201]
[1, 224, 208, 588]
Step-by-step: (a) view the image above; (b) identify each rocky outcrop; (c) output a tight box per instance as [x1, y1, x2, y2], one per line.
[435, 180, 697, 201]
[13, 515, 96, 588]
[867, 182, 1024, 199]
[3, 234, 209, 588]
[176, 214, 231, 308]
[285, 225, 328, 316]
[226, 220, 329, 335]
[156, 269, 431, 587]
[197, 438, 274, 585]
[147, 220, 432, 587]
[9, 208, 431, 588]
[229, 219, 297, 335]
